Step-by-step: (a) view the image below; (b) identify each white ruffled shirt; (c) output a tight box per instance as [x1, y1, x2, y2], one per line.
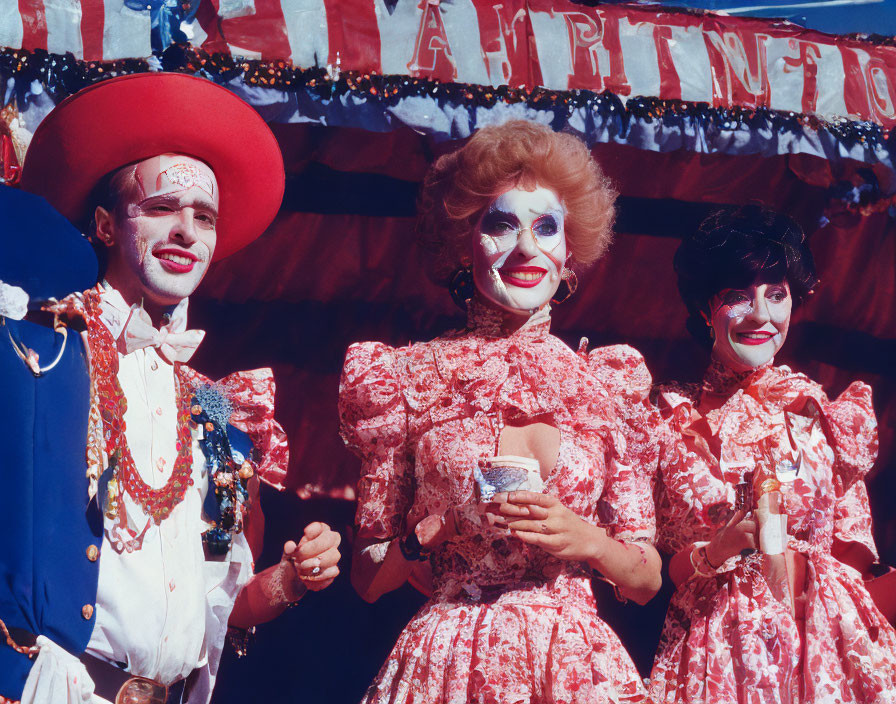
[23, 285, 252, 704]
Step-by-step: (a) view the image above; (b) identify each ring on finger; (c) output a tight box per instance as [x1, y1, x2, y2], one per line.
[311, 565, 322, 576]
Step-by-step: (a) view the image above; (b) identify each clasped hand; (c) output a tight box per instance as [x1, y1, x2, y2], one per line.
[487, 491, 606, 563]
[705, 508, 757, 567]
[281, 521, 342, 591]
[408, 491, 604, 564]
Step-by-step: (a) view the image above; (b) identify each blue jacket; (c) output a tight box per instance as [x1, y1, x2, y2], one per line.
[0, 317, 256, 700]
[0, 319, 100, 700]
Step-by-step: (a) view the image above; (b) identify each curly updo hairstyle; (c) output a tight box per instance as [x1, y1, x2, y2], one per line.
[417, 120, 617, 286]
[675, 203, 818, 346]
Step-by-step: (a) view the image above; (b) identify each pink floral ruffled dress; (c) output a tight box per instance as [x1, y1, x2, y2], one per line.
[649, 361, 896, 704]
[340, 302, 656, 704]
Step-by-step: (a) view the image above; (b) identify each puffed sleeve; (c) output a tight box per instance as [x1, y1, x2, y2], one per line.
[339, 342, 413, 540]
[586, 344, 653, 404]
[599, 456, 657, 543]
[647, 384, 702, 556]
[651, 417, 692, 555]
[822, 381, 879, 495]
[833, 479, 880, 562]
[587, 345, 657, 468]
[181, 365, 290, 490]
[588, 345, 657, 543]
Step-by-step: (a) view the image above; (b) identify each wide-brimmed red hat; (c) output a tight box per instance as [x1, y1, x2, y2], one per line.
[21, 72, 284, 261]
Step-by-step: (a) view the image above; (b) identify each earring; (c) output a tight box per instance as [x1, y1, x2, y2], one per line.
[449, 268, 476, 310]
[552, 267, 578, 305]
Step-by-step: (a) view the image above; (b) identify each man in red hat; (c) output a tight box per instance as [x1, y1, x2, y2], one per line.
[0, 73, 340, 704]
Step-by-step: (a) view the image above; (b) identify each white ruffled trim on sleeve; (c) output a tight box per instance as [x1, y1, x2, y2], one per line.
[0, 280, 29, 320]
[21, 636, 96, 704]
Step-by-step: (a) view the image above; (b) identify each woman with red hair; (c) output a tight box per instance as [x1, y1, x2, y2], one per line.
[340, 121, 661, 704]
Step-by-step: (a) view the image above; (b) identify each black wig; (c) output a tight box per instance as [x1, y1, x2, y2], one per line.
[674, 204, 818, 346]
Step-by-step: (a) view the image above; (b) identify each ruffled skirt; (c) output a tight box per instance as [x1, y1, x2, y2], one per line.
[362, 577, 648, 704]
[649, 553, 896, 704]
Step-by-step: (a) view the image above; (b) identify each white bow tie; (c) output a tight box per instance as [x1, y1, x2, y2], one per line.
[117, 305, 205, 364]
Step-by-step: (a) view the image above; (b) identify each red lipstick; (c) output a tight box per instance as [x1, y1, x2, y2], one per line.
[736, 331, 776, 346]
[154, 248, 198, 274]
[499, 266, 547, 288]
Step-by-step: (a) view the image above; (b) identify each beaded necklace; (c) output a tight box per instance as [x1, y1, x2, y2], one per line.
[84, 290, 194, 524]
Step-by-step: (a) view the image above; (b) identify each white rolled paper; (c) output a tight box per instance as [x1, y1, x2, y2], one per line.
[757, 493, 788, 555]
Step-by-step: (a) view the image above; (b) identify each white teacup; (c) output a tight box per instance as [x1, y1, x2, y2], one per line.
[474, 455, 543, 502]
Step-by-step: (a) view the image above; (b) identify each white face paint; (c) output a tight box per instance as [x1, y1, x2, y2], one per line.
[471, 186, 567, 315]
[105, 154, 219, 309]
[709, 282, 792, 372]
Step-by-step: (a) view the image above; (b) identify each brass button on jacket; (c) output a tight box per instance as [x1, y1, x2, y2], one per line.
[86, 544, 99, 562]
[81, 604, 94, 620]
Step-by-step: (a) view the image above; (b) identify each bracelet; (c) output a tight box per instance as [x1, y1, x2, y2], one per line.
[703, 544, 721, 570]
[397, 530, 428, 562]
[689, 542, 722, 579]
[264, 559, 307, 607]
[361, 541, 390, 565]
[227, 625, 256, 658]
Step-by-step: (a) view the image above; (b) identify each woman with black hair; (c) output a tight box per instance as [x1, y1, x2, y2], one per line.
[648, 204, 896, 704]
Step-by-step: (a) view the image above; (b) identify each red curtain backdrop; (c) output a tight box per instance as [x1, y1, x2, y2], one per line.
[188, 124, 896, 562]
[189, 125, 895, 704]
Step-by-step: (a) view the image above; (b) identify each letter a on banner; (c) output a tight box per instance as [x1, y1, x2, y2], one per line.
[409, 0, 457, 82]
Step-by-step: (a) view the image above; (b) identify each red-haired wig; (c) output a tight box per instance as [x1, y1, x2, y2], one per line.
[417, 120, 617, 286]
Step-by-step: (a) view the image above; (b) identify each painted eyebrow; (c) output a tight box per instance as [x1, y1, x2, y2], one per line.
[710, 289, 750, 312]
[484, 206, 563, 221]
[484, 205, 518, 217]
[140, 193, 219, 217]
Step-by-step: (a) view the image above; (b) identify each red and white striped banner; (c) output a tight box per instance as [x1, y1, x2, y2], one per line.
[2, 0, 896, 127]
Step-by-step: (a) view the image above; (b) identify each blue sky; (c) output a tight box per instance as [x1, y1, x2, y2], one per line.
[650, 0, 896, 35]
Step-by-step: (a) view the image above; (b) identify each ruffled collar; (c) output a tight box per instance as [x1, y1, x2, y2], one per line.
[701, 357, 772, 395]
[401, 298, 611, 429]
[465, 296, 551, 340]
[664, 361, 824, 467]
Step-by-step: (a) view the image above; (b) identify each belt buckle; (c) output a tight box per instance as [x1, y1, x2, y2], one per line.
[115, 676, 168, 704]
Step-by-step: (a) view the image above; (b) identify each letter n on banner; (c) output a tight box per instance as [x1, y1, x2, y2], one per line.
[475, 0, 541, 89]
[409, 0, 457, 82]
[703, 24, 770, 109]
